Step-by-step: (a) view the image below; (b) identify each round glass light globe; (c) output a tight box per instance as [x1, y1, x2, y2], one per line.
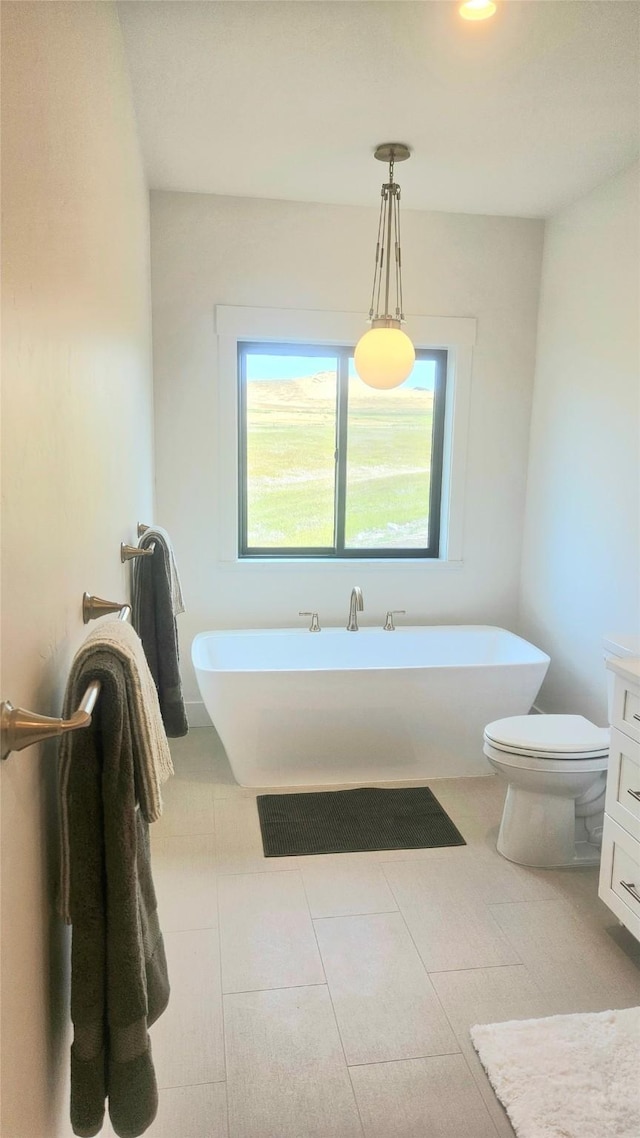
[459, 1, 497, 21]
[354, 327, 416, 390]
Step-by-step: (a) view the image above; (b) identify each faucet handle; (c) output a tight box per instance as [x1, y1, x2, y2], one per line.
[383, 610, 405, 631]
[299, 611, 321, 632]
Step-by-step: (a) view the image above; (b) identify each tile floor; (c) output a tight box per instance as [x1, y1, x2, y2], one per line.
[107, 727, 640, 1138]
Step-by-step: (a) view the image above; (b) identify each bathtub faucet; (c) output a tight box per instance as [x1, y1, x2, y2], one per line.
[347, 586, 364, 632]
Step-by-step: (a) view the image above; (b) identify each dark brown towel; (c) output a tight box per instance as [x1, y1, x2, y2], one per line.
[66, 651, 170, 1138]
[133, 539, 188, 738]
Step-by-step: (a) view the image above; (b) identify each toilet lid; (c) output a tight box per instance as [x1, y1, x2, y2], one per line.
[483, 715, 610, 756]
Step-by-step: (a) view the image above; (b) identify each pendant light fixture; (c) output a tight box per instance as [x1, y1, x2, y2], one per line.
[459, 1, 497, 21]
[354, 143, 415, 390]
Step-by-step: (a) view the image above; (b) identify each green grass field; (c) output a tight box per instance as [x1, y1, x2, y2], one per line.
[245, 376, 434, 548]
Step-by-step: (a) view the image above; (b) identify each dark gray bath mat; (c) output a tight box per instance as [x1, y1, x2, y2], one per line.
[256, 786, 466, 857]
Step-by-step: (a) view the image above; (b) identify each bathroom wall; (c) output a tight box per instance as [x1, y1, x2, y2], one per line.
[150, 191, 544, 711]
[519, 162, 640, 723]
[1, 3, 154, 1134]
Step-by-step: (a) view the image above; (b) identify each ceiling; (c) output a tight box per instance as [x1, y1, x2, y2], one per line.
[118, 1, 639, 218]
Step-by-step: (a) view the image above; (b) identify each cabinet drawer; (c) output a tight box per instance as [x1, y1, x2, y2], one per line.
[611, 675, 640, 744]
[599, 816, 640, 942]
[604, 728, 640, 840]
[611, 840, 640, 917]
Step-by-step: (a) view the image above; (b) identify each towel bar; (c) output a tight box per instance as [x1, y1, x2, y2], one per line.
[121, 542, 155, 563]
[1, 601, 131, 761]
[137, 522, 150, 537]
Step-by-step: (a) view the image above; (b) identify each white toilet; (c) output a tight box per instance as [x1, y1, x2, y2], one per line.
[483, 714, 609, 868]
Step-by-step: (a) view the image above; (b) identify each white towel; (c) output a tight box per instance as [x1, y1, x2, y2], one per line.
[58, 619, 173, 923]
[137, 525, 185, 616]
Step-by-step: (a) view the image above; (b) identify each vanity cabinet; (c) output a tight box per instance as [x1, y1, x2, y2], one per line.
[599, 657, 640, 941]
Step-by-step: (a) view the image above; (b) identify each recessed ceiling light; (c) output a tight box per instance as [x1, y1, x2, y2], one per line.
[459, 1, 497, 21]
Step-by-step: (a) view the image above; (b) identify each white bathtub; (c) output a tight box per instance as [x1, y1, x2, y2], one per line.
[192, 626, 550, 787]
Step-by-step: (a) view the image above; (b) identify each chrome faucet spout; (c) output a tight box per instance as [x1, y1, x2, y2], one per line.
[347, 586, 364, 632]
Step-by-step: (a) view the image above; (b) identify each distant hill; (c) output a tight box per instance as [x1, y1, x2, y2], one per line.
[247, 372, 433, 409]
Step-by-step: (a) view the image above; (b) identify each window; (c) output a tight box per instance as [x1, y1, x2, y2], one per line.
[238, 341, 447, 558]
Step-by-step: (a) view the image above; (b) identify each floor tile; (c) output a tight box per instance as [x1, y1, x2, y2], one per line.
[210, 780, 253, 800]
[213, 798, 300, 874]
[314, 912, 458, 1064]
[462, 1047, 517, 1137]
[349, 1054, 498, 1138]
[298, 847, 464, 869]
[486, 853, 562, 902]
[526, 863, 640, 943]
[144, 1083, 227, 1137]
[153, 773, 216, 837]
[382, 861, 522, 972]
[429, 965, 550, 1138]
[103, 1082, 227, 1138]
[443, 811, 502, 853]
[224, 986, 363, 1138]
[430, 964, 552, 1039]
[169, 727, 225, 773]
[488, 899, 640, 1013]
[152, 929, 225, 1088]
[393, 847, 558, 905]
[526, 863, 601, 906]
[218, 871, 324, 993]
[301, 862, 398, 918]
[424, 778, 507, 853]
[428, 776, 506, 821]
[151, 832, 217, 932]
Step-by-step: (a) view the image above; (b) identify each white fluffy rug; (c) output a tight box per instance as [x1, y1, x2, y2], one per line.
[470, 1006, 640, 1138]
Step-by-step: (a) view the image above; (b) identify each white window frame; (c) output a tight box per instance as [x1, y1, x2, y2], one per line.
[215, 305, 476, 566]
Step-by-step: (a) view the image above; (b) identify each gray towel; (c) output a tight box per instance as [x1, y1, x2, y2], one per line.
[136, 525, 185, 617]
[59, 620, 173, 925]
[133, 537, 188, 738]
[62, 649, 170, 1138]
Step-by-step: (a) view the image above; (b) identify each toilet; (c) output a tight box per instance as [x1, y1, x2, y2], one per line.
[483, 714, 609, 868]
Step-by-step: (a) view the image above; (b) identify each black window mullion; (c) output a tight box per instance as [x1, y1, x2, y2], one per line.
[426, 349, 447, 555]
[334, 350, 349, 554]
[238, 344, 249, 555]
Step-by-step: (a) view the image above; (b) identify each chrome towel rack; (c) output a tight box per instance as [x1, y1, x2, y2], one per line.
[1, 596, 131, 761]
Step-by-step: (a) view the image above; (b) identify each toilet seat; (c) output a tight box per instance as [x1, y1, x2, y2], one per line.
[484, 738, 608, 761]
[483, 740, 609, 774]
[483, 714, 609, 761]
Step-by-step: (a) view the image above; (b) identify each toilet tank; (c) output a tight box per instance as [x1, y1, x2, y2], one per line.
[603, 635, 640, 719]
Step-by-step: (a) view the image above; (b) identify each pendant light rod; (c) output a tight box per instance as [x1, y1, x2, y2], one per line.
[384, 170, 394, 319]
[371, 143, 411, 327]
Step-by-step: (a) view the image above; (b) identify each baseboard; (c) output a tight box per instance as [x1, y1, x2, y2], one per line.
[185, 700, 212, 728]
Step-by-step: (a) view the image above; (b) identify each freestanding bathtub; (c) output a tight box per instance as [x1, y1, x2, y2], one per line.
[192, 625, 550, 787]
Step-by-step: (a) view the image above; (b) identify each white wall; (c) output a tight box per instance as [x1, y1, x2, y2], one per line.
[150, 192, 544, 708]
[519, 162, 640, 723]
[0, 3, 154, 1133]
